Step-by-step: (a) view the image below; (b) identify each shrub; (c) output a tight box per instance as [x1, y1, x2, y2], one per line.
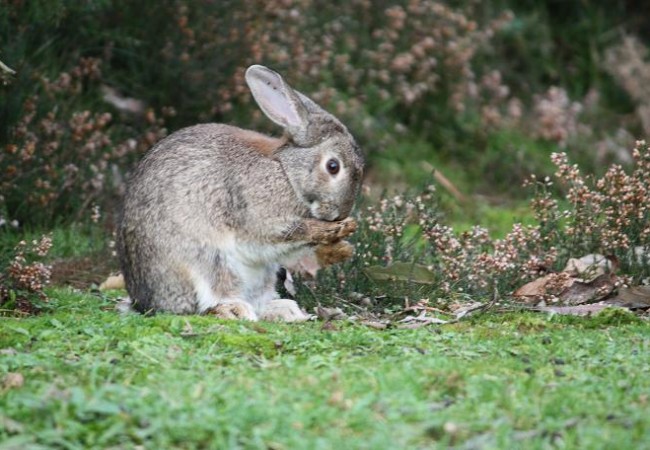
[0, 56, 167, 226]
[0, 234, 53, 315]
[1, 0, 647, 227]
[306, 140, 650, 305]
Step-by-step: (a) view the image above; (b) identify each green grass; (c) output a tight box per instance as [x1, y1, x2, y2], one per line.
[0, 224, 105, 266]
[1, 288, 648, 449]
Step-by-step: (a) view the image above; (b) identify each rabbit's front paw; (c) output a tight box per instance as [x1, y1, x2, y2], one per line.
[305, 217, 357, 244]
[335, 217, 357, 239]
[315, 240, 354, 267]
[260, 299, 311, 322]
[206, 300, 258, 321]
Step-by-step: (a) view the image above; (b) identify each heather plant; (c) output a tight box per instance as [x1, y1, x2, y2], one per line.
[305, 140, 650, 307]
[1, 0, 648, 228]
[1, 0, 518, 226]
[1, 57, 167, 226]
[537, 141, 650, 279]
[0, 234, 52, 315]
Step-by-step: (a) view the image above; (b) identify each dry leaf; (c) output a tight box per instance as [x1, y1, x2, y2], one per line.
[513, 273, 575, 303]
[321, 321, 339, 331]
[605, 286, 650, 309]
[315, 306, 347, 321]
[99, 273, 125, 290]
[397, 319, 448, 329]
[399, 312, 448, 324]
[283, 241, 354, 280]
[558, 274, 616, 305]
[364, 262, 436, 284]
[514, 270, 615, 306]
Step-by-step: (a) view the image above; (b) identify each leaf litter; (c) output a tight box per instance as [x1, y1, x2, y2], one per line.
[94, 249, 649, 325]
[513, 253, 650, 317]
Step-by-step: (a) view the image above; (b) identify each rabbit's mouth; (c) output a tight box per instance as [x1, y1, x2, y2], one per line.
[309, 200, 340, 222]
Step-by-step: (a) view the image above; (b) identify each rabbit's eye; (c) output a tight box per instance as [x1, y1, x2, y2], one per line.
[326, 158, 340, 175]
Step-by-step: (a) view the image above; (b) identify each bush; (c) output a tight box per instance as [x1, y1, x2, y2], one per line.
[305, 141, 650, 305]
[1, 0, 648, 227]
[0, 234, 52, 315]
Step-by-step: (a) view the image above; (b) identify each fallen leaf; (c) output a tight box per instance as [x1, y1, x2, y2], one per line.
[399, 312, 448, 324]
[513, 276, 546, 299]
[396, 321, 436, 329]
[315, 306, 347, 321]
[558, 274, 615, 305]
[99, 273, 125, 290]
[513, 273, 574, 303]
[3, 372, 24, 389]
[364, 262, 435, 284]
[605, 286, 650, 309]
[514, 271, 616, 306]
[328, 390, 351, 409]
[396, 312, 448, 328]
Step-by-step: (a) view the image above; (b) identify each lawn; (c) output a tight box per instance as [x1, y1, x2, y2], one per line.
[1, 288, 648, 449]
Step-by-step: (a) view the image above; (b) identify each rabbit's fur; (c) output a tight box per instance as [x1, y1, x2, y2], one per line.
[117, 65, 364, 320]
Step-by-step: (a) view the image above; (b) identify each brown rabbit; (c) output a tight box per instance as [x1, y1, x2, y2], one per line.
[117, 65, 364, 321]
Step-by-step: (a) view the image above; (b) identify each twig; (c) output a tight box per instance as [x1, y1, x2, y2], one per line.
[0, 309, 30, 316]
[333, 295, 366, 311]
[0, 59, 16, 75]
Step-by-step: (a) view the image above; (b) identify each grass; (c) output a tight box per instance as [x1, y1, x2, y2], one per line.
[0, 224, 106, 266]
[1, 288, 649, 449]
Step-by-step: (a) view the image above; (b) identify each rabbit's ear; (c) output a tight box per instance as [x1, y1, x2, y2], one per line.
[245, 65, 309, 134]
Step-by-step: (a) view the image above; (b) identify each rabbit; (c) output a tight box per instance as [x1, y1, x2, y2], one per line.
[116, 65, 364, 321]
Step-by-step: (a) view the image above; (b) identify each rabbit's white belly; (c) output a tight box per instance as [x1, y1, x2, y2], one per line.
[222, 240, 308, 312]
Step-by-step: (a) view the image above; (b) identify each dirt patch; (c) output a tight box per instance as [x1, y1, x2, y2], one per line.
[50, 252, 119, 289]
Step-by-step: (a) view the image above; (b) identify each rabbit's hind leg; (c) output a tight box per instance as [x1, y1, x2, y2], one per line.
[142, 262, 206, 314]
[185, 266, 258, 320]
[205, 300, 258, 320]
[192, 259, 259, 320]
[260, 299, 311, 322]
